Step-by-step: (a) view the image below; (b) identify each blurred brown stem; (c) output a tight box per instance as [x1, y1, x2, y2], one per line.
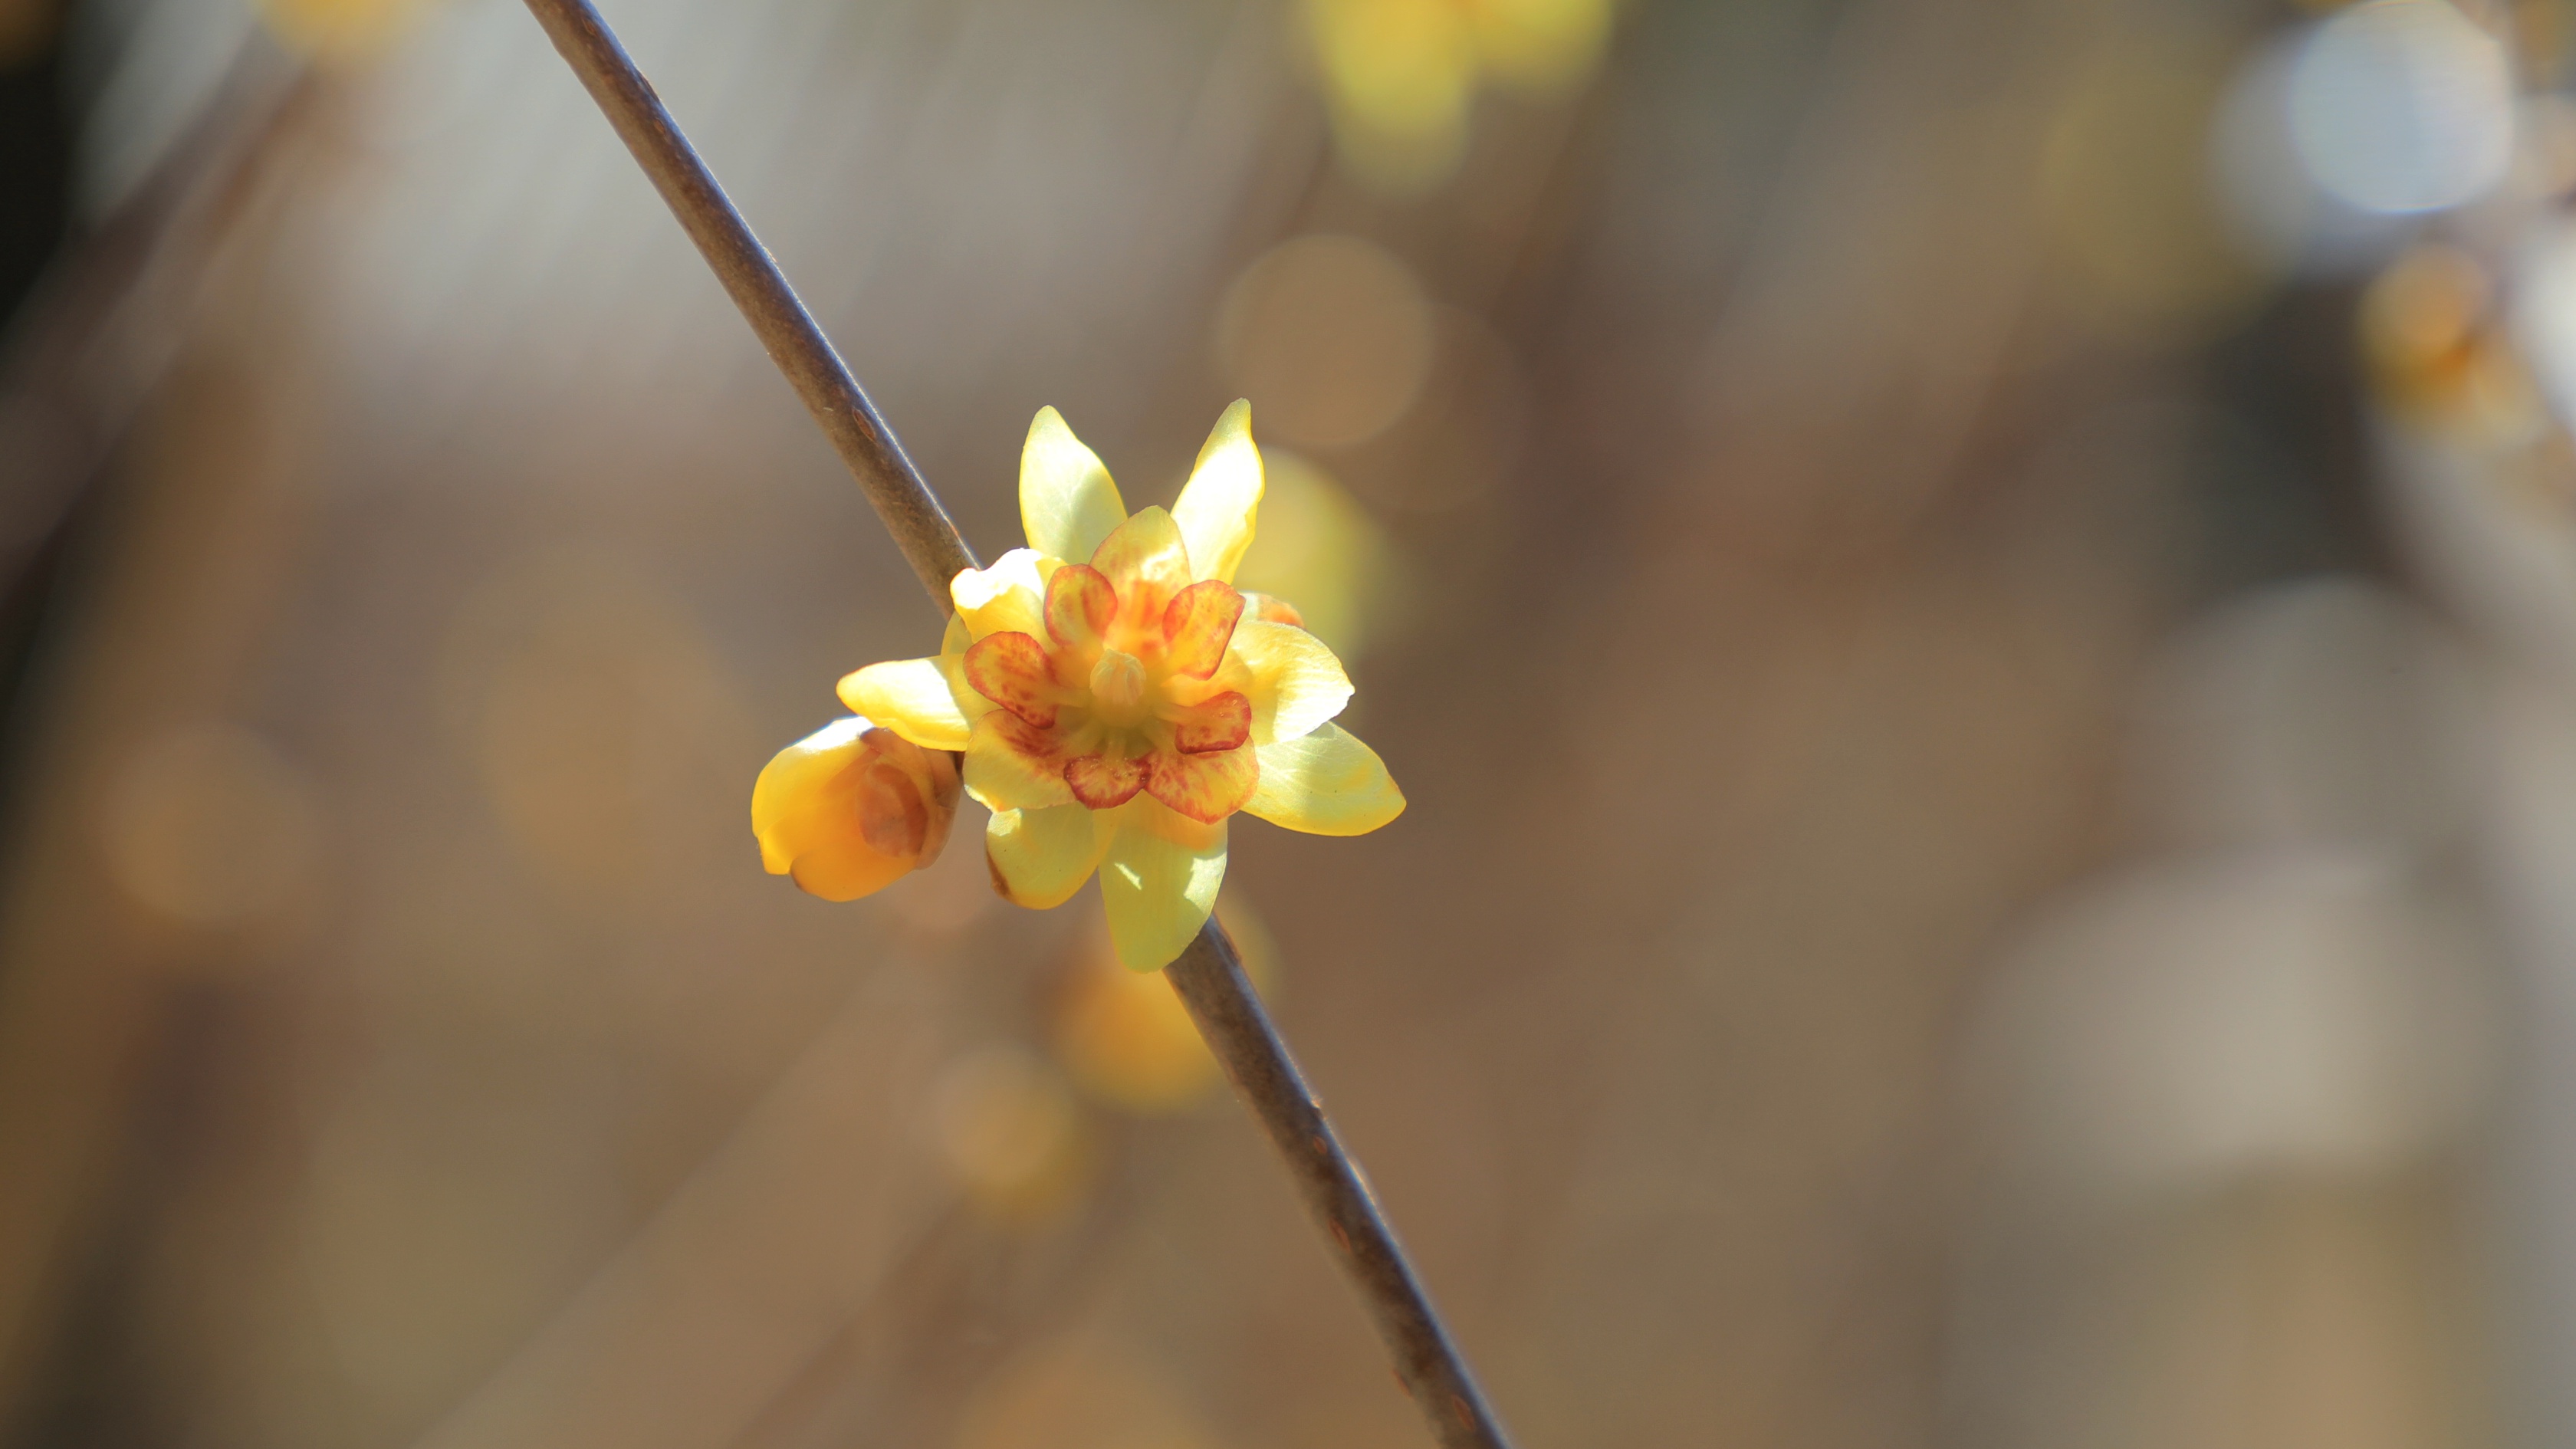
[515, 2, 1514, 1445]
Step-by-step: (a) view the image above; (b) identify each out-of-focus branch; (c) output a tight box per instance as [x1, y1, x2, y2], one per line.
[514, 2, 1513, 1444]
[0, 45, 312, 649]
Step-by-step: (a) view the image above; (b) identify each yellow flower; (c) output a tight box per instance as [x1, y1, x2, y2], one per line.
[839, 402, 1405, 971]
[1304, 0, 1614, 190]
[751, 717, 961, 902]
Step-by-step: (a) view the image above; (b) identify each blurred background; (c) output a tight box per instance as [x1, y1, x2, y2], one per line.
[2, 0, 2573, 1444]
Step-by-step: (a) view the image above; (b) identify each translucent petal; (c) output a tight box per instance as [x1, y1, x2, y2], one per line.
[1019, 407, 1128, 565]
[1045, 564, 1117, 655]
[1171, 399, 1263, 584]
[1229, 619, 1353, 744]
[1161, 579, 1243, 679]
[964, 710, 1075, 811]
[1146, 741, 1257, 823]
[1244, 722, 1403, 836]
[1090, 508, 1192, 639]
[951, 548, 1053, 641]
[986, 803, 1112, 909]
[1065, 750, 1148, 809]
[962, 631, 1063, 728]
[1165, 691, 1250, 754]
[1099, 803, 1229, 971]
[837, 657, 973, 751]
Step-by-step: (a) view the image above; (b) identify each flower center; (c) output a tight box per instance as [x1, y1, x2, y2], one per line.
[1088, 649, 1152, 728]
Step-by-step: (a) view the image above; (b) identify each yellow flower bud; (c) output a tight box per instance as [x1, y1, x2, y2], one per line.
[751, 717, 960, 902]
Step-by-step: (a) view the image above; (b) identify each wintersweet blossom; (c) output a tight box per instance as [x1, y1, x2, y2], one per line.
[837, 402, 1405, 970]
[752, 717, 961, 901]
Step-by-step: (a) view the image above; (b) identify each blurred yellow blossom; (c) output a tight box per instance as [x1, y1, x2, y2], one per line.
[1304, 0, 1614, 191]
[836, 402, 1405, 971]
[2361, 243, 2542, 437]
[256, 0, 431, 62]
[932, 1046, 1093, 1224]
[1055, 897, 1279, 1113]
[751, 716, 960, 902]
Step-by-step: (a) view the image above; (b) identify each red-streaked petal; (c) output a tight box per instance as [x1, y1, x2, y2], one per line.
[1089, 507, 1192, 639]
[964, 709, 1076, 811]
[1065, 751, 1148, 810]
[1145, 743, 1257, 823]
[1161, 578, 1244, 680]
[1167, 691, 1250, 754]
[1044, 563, 1117, 652]
[962, 631, 1060, 728]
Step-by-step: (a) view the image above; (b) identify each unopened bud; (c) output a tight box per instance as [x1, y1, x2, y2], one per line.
[752, 717, 961, 902]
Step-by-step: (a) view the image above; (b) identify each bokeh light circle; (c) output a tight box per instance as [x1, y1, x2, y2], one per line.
[2286, 0, 2512, 216]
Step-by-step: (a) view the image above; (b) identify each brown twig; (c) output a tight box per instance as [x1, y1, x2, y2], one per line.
[515, 2, 1513, 1445]
[516, 0, 970, 605]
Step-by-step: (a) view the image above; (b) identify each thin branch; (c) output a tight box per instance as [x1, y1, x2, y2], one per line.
[1164, 925, 1515, 1449]
[518, 0, 972, 603]
[516, 2, 1514, 1445]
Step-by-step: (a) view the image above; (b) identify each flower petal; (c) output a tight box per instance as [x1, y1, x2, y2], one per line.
[1228, 619, 1354, 744]
[964, 709, 1076, 811]
[1090, 507, 1193, 639]
[855, 758, 929, 857]
[1171, 399, 1263, 584]
[1243, 590, 1305, 628]
[963, 631, 1063, 728]
[1146, 741, 1257, 823]
[899, 736, 964, 861]
[1245, 722, 1403, 836]
[751, 716, 873, 872]
[836, 656, 973, 751]
[951, 548, 1054, 642]
[985, 803, 1112, 909]
[1161, 578, 1244, 680]
[789, 843, 915, 902]
[1099, 803, 1229, 971]
[1166, 691, 1250, 754]
[1065, 750, 1148, 810]
[1020, 407, 1128, 565]
[1045, 563, 1117, 655]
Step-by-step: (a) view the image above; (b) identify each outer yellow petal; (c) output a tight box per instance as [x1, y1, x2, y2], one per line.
[951, 548, 1058, 641]
[751, 717, 872, 872]
[1171, 399, 1263, 584]
[1099, 801, 1229, 971]
[786, 844, 912, 902]
[1020, 407, 1129, 564]
[1227, 618, 1352, 744]
[837, 658, 972, 751]
[1244, 722, 1404, 836]
[986, 803, 1113, 909]
[963, 710, 1076, 811]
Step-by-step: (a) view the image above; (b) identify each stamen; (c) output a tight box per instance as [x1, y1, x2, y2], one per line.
[1089, 649, 1151, 727]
